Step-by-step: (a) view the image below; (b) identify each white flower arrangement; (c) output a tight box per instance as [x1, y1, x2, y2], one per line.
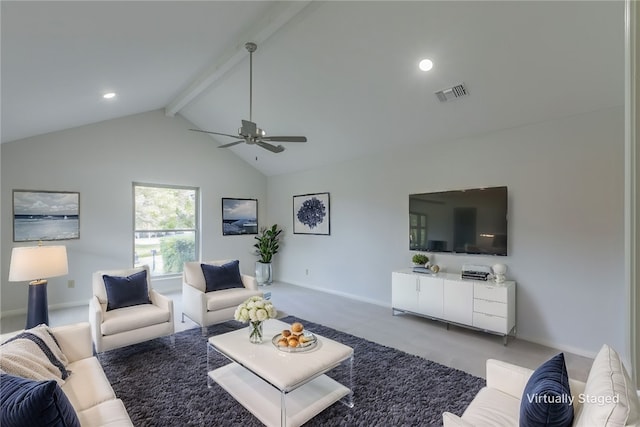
[234, 295, 278, 324]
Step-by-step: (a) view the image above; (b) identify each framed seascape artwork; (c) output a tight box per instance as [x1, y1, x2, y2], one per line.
[293, 192, 330, 235]
[13, 190, 80, 242]
[222, 198, 258, 236]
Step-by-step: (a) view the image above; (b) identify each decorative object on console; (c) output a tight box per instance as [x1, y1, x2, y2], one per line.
[461, 264, 491, 281]
[253, 224, 283, 286]
[491, 263, 507, 283]
[430, 264, 440, 274]
[411, 253, 429, 267]
[8, 242, 68, 328]
[13, 190, 80, 242]
[221, 198, 258, 236]
[293, 192, 330, 235]
[234, 295, 278, 343]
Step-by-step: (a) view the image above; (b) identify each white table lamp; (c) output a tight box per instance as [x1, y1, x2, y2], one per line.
[9, 243, 68, 328]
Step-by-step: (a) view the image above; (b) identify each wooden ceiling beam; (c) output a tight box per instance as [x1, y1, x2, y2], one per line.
[165, 1, 311, 117]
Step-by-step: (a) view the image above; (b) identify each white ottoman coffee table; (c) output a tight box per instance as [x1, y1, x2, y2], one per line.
[207, 319, 354, 427]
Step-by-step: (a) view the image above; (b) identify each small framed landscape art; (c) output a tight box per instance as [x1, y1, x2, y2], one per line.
[293, 192, 330, 235]
[13, 190, 80, 242]
[222, 198, 258, 236]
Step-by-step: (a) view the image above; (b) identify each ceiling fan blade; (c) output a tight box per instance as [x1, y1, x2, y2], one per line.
[256, 141, 285, 153]
[189, 128, 239, 139]
[218, 140, 245, 148]
[261, 136, 307, 143]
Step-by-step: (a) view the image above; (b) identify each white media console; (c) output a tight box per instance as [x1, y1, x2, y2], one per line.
[392, 269, 516, 345]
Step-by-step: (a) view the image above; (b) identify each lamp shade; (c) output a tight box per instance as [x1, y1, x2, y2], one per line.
[8, 245, 68, 282]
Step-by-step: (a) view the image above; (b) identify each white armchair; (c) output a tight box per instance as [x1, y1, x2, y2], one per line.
[89, 265, 174, 353]
[182, 260, 263, 331]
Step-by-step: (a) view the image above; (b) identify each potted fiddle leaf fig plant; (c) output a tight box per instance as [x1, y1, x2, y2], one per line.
[253, 224, 283, 286]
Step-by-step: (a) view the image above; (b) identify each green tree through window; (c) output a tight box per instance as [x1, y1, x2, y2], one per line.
[133, 183, 199, 276]
[410, 212, 427, 250]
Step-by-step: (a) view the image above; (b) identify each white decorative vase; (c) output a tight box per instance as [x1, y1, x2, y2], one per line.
[255, 262, 272, 286]
[492, 263, 507, 283]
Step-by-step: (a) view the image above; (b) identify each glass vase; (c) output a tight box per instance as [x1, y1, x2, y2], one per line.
[249, 321, 263, 344]
[255, 262, 273, 286]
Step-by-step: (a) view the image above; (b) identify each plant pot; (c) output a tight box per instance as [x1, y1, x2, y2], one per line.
[255, 261, 272, 286]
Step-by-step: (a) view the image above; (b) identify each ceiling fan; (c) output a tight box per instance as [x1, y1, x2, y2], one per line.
[189, 42, 307, 153]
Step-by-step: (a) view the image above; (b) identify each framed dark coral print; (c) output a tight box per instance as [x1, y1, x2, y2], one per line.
[293, 192, 330, 235]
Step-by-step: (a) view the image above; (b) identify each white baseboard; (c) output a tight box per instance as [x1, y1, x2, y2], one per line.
[484, 332, 597, 359]
[1, 300, 89, 320]
[0, 307, 27, 319]
[281, 280, 389, 309]
[50, 300, 90, 311]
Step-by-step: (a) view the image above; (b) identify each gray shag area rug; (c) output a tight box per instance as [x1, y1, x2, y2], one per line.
[98, 316, 484, 426]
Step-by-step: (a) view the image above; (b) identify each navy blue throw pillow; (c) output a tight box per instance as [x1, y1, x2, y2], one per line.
[103, 269, 151, 311]
[520, 353, 574, 427]
[202, 261, 244, 292]
[0, 373, 80, 427]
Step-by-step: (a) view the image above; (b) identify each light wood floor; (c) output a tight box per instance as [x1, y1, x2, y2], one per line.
[0, 281, 593, 380]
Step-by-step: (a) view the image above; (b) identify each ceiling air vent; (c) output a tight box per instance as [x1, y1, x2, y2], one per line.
[435, 83, 468, 103]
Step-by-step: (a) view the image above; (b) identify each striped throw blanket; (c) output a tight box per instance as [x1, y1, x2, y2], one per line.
[0, 324, 70, 384]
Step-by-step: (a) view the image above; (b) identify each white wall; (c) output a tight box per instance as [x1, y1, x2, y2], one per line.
[268, 107, 626, 358]
[1, 110, 267, 314]
[1, 106, 627, 358]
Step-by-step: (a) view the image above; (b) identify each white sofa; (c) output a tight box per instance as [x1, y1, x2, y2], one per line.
[90, 265, 175, 353]
[443, 344, 640, 427]
[1, 322, 133, 426]
[182, 260, 263, 330]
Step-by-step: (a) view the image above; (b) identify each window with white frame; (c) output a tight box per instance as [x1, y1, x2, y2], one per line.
[133, 183, 199, 276]
[409, 211, 428, 250]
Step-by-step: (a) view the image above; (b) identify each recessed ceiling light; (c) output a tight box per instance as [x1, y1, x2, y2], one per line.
[103, 92, 116, 99]
[418, 59, 433, 72]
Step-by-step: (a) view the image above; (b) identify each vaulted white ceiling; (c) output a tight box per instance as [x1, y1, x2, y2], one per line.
[1, 1, 624, 176]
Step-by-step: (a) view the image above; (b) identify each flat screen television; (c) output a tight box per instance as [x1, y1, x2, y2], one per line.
[409, 186, 508, 256]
